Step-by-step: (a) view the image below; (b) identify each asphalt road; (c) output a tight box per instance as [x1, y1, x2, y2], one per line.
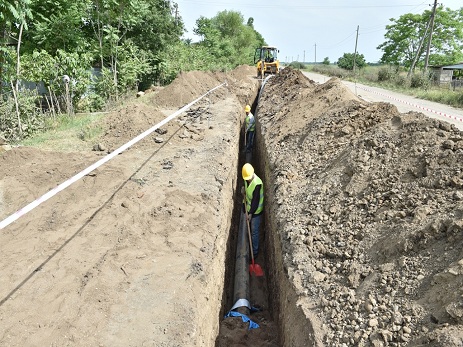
[302, 71, 463, 130]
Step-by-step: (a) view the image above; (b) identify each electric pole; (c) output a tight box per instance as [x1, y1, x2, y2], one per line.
[314, 43, 317, 63]
[408, 15, 432, 77]
[424, 0, 438, 72]
[303, 50, 305, 63]
[353, 25, 359, 75]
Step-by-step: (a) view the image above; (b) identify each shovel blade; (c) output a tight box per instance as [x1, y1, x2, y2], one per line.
[250, 264, 264, 277]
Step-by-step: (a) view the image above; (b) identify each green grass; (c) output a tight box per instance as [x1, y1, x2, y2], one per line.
[21, 113, 105, 152]
[305, 65, 463, 108]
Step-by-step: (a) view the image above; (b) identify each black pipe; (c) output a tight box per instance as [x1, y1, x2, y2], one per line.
[232, 210, 250, 315]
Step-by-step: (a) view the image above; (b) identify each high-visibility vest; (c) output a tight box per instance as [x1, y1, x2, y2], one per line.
[245, 113, 255, 132]
[245, 174, 264, 215]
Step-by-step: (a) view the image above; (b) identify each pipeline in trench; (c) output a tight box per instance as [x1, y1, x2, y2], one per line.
[215, 78, 280, 346]
[214, 76, 320, 347]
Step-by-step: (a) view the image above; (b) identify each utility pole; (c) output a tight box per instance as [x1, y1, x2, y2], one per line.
[408, 15, 432, 77]
[353, 25, 359, 75]
[314, 43, 317, 63]
[303, 50, 305, 63]
[424, 0, 438, 72]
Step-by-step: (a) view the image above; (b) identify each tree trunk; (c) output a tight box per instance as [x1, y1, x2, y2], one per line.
[10, 80, 21, 134]
[15, 22, 24, 95]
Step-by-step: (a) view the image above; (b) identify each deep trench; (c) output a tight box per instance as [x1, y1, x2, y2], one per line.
[214, 79, 320, 347]
[214, 92, 282, 346]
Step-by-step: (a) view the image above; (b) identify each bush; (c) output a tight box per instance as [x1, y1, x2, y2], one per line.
[378, 68, 393, 82]
[394, 75, 410, 88]
[288, 61, 306, 69]
[410, 73, 431, 89]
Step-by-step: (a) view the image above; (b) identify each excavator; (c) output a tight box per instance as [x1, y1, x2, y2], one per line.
[254, 46, 280, 79]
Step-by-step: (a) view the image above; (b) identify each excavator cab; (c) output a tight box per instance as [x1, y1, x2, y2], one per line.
[254, 46, 280, 78]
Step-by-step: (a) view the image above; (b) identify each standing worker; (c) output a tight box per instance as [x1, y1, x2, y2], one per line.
[244, 105, 255, 153]
[242, 163, 264, 258]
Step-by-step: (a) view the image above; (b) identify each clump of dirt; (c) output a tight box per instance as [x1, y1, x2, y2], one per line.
[258, 67, 463, 346]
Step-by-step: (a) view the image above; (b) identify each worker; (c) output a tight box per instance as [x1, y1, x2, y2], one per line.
[244, 105, 255, 153]
[242, 163, 264, 258]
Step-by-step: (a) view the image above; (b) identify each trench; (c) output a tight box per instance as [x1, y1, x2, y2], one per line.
[213, 77, 320, 347]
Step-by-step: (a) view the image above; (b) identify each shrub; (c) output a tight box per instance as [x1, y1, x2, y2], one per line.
[394, 75, 410, 88]
[378, 68, 393, 82]
[410, 73, 431, 89]
[288, 61, 306, 69]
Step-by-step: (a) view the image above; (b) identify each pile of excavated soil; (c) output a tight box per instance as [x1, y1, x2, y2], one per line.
[257, 67, 463, 347]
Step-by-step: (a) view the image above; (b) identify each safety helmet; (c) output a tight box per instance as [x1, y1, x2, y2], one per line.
[245, 105, 251, 113]
[242, 163, 254, 180]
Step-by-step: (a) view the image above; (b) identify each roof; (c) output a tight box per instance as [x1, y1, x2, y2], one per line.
[442, 63, 463, 70]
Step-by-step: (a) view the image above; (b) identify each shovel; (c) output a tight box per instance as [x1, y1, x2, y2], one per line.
[244, 202, 264, 277]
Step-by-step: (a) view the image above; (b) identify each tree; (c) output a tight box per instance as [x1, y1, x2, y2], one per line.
[377, 6, 463, 68]
[322, 57, 330, 65]
[193, 10, 264, 68]
[337, 53, 366, 70]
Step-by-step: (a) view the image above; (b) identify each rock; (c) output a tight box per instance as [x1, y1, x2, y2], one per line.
[136, 91, 145, 97]
[0, 144, 12, 152]
[155, 128, 167, 135]
[446, 302, 463, 322]
[403, 326, 412, 334]
[454, 191, 463, 201]
[313, 271, 326, 283]
[154, 137, 164, 143]
[93, 143, 106, 151]
[368, 318, 379, 327]
[442, 140, 455, 150]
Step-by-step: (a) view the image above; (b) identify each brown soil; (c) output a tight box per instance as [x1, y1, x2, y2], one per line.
[257, 68, 463, 347]
[1, 66, 463, 347]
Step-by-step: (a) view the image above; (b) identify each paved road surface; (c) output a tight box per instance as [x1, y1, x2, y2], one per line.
[302, 71, 463, 130]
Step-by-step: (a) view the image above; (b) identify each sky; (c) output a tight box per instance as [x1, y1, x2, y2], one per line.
[174, 0, 463, 64]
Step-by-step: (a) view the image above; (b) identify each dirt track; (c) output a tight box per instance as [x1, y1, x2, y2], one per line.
[1, 66, 463, 347]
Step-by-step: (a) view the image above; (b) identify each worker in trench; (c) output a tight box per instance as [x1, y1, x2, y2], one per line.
[243, 105, 255, 153]
[242, 163, 264, 258]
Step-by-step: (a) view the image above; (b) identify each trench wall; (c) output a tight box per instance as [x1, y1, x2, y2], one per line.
[255, 103, 323, 347]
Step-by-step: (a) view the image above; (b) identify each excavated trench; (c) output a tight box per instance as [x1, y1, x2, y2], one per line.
[214, 80, 318, 347]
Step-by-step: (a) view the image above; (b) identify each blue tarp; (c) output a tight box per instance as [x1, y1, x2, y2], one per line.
[224, 311, 260, 330]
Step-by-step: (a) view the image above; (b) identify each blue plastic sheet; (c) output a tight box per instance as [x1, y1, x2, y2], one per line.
[224, 311, 260, 330]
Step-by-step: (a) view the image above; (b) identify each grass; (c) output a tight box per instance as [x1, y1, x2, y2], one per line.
[306, 65, 463, 108]
[21, 112, 105, 152]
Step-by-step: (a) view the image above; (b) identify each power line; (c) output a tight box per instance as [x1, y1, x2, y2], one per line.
[176, 1, 430, 10]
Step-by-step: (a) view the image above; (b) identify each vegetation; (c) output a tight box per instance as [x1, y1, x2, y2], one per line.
[377, 5, 463, 69]
[0, 1, 265, 142]
[307, 5, 463, 108]
[309, 64, 463, 108]
[336, 52, 367, 71]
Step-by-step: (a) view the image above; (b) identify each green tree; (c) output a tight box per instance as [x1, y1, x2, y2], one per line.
[322, 57, 330, 65]
[377, 6, 463, 68]
[337, 53, 366, 70]
[194, 10, 264, 68]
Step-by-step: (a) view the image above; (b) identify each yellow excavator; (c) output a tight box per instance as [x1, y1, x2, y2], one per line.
[254, 46, 280, 78]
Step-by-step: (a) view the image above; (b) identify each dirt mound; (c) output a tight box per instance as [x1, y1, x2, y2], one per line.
[96, 66, 257, 152]
[258, 67, 463, 346]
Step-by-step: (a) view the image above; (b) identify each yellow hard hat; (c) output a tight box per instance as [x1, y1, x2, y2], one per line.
[245, 105, 251, 113]
[242, 163, 254, 180]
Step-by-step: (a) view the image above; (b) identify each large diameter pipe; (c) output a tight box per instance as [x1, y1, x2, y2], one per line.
[233, 210, 250, 315]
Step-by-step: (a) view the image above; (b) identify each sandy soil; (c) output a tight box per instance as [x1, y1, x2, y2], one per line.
[0, 66, 269, 347]
[2, 66, 463, 347]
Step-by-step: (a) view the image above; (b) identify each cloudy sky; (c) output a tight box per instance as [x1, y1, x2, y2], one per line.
[175, 0, 462, 64]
